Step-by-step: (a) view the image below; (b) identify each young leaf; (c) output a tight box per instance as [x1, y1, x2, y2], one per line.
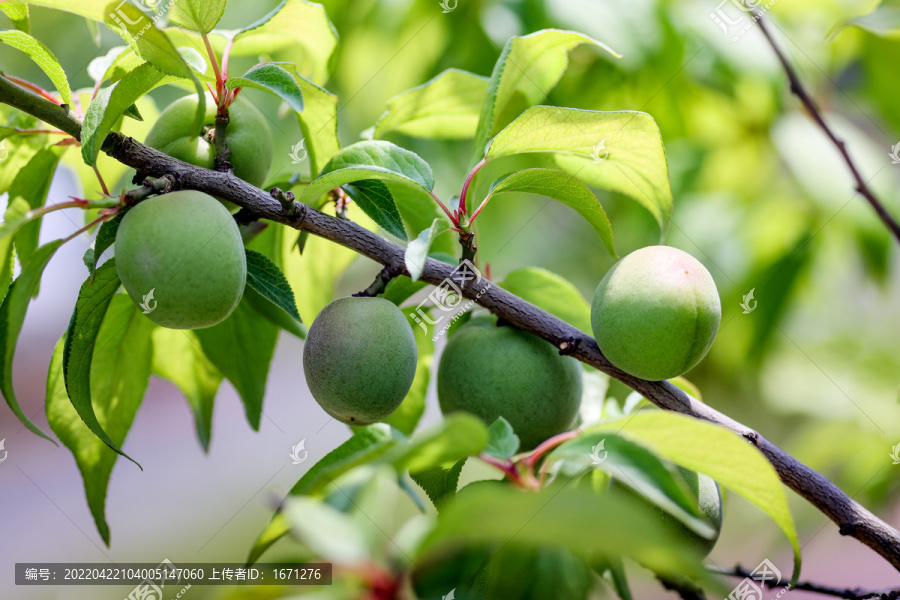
[546, 433, 714, 539]
[0, 30, 74, 106]
[383, 313, 434, 436]
[586, 411, 802, 581]
[168, 0, 226, 33]
[497, 267, 592, 334]
[9, 147, 64, 266]
[485, 417, 520, 460]
[81, 63, 169, 166]
[388, 413, 489, 473]
[194, 298, 278, 431]
[20, 0, 107, 22]
[484, 168, 615, 257]
[47, 296, 154, 545]
[63, 260, 143, 466]
[0, 240, 63, 441]
[405, 218, 450, 281]
[410, 458, 467, 510]
[341, 179, 406, 240]
[152, 328, 222, 452]
[374, 69, 489, 140]
[243, 249, 305, 337]
[227, 63, 304, 113]
[220, 0, 337, 84]
[301, 140, 435, 205]
[103, 1, 205, 134]
[486, 106, 673, 233]
[247, 424, 399, 564]
[0, 2, 30, 32]
[472, 29, 619, 163]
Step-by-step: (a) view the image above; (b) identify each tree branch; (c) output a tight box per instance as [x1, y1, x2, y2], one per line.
[755, 15, 900, 246]
[713, 565, 900, 599]
[3, 74, 900, 571]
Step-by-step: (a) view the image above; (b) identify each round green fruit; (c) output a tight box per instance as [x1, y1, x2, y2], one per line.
[437, 324, 582, 450]
[591, 245, 721, 381]
[144, 94, 273, 189]
[115, 190, 247, 329]
[610, 467, 723, 558]
[303, 297, 417, 425]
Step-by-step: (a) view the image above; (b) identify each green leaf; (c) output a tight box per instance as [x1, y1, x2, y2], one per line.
[228, 63, 304, 113]
[21, 0, 107, 21]
[9, 147, 63, 266]
[293, 73, 340, 175]
[388, 413, 489, 473]
[87, 46, 129, 84]
[586, 411, 802, 581]
[103, 1, 205, 133]
[244, 286, 307, 339]
[87, 209, 127, 279]
[194, 298, 278, 431]
[486, 106, 673, 233]
[247, 424, 399, 564]
[830, 0, 900, 38]
[383, 313, 434, 436]
[484, 168, 615, 257]
[283, 496, 371, 562]
[418, 484, 710, 580]
[301, 140, 435, 205]
[342, 179, 406, 240]
[546, 433, 714, 539]
[405, 218, 450, 282]
[0, 2, 30, 32]
[0, 30, 73, 106]
[81, 63, 169, 166]
[168, 0, 226, 33]
[0, 240, 63, 441]
[0, 198, 32, 303]
[220, 0, 337, 85]
[485, 417, 520, 460]
[47, 296, 153, 545]
[410, 458, 466, 510]
[472, 29, 619, 164]
[152, 328, 222, 452]
[63, 260, 142, 466]
[244, 249, 302, 321]
[374, 69, 489, 140]
[498, 267, 592, 334]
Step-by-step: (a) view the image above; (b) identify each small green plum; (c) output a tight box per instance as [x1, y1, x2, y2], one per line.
[591, 245, 721, 381]
[437, 323, 582, 450]
[115, 190, 247, 329]
[303, 297, 417, 425]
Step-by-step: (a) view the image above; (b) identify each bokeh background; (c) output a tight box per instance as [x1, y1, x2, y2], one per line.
[1, 0, 900, 597]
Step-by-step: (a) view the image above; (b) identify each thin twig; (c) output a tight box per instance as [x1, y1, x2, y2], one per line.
[755, 15, 900, 245]
[3, 73, 900, 573]
[713, 565, 900, 599]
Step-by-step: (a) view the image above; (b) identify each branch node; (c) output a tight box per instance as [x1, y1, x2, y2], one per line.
[124, 174, 176, 205]
[558, 338, 578, 356]
[741, 430, 760, 446]
[271, 187, 298, 216]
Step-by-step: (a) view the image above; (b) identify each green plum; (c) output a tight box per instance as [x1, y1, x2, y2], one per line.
[144, 94, 273, 189]
[437, 322, 582, 450]
[303, 297, 417, 425]
[591, 245, 721, 381]
[610, 467, 723, 558]
[115, 190, 247, 329]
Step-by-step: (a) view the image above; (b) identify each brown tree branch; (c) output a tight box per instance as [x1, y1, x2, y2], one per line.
[2, 74, 900, 571]
[755, 15, 900, 245]
[713, 565, 900, 599]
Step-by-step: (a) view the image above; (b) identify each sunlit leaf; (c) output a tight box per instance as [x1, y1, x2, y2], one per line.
[228, 63, 304, 113]
[498, 267, 592, 334]
[168, 0, 226, 33]
[0, 2, 30, 32]
[405, 218, 450, 281]
[0, 30, 73, 106]
[9, 147, 64, 266]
